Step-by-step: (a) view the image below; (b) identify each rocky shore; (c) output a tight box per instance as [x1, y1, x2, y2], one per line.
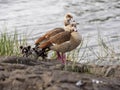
[0, 56, 120, 90]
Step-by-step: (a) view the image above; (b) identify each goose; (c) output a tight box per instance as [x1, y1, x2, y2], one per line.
[38, 22, 82, 63]
[64, 13, 74, 26]
[35, 13, 73, 46]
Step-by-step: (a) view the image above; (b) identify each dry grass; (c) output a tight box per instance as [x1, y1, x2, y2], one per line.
[65, 32, 119, 71]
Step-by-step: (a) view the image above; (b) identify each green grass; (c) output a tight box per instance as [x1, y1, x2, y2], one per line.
[0, 30, 27, 56]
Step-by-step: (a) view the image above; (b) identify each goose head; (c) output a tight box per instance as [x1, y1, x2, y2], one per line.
[64, 13, 73, 26]
[64, 21, 78, 32]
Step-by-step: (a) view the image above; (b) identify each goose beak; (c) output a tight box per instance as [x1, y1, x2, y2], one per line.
[74, 28, 78, 32]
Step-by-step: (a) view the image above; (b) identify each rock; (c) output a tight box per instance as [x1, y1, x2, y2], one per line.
[104, 67, 115, 77]
[0, 56, 120, 90]
[76, 80, 84, 87]
[0, 71, 9, 81]
[46, 85, 62, 90]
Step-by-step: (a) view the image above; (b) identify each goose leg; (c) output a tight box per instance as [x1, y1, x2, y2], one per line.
[57, 52, 61, 60]
[57, 52, 66, 64]
[63, 53, 66, 62]
[61, 53, 66, 64]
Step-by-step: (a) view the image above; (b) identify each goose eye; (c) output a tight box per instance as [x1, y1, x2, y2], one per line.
[71, 24, 74, 27]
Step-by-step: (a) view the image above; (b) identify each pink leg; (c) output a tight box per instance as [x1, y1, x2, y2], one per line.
[61, 53, 66, 64]
[57, 52, 61, 60]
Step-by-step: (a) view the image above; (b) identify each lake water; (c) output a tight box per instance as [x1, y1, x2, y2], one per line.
[0, 0, 120, 64]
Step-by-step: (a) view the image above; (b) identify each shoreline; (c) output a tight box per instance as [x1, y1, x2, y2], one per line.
[0, 56, 120, 90]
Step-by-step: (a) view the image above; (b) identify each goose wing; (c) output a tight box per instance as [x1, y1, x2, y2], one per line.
[45, 28, 64, 39]
[35, 28, 64, 44]
[49, 31, 71, 44]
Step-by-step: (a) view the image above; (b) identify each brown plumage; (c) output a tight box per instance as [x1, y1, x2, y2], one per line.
[50, 31, 82, 53]
[51, 30, 82, 64]
[38, 22, 76, 48]
[39, 31, 71, 48]
[35, 13, 73, 45]
[35, 28, 64, 44]
[38, 22, 82, 64]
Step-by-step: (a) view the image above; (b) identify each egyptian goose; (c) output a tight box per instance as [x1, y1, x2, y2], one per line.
[38, 22, 82, 63]
[35, 13, 73, 45]
[64, 13, 74, 26]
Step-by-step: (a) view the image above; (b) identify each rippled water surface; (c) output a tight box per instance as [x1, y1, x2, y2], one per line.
[0, 0, 120, 64]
